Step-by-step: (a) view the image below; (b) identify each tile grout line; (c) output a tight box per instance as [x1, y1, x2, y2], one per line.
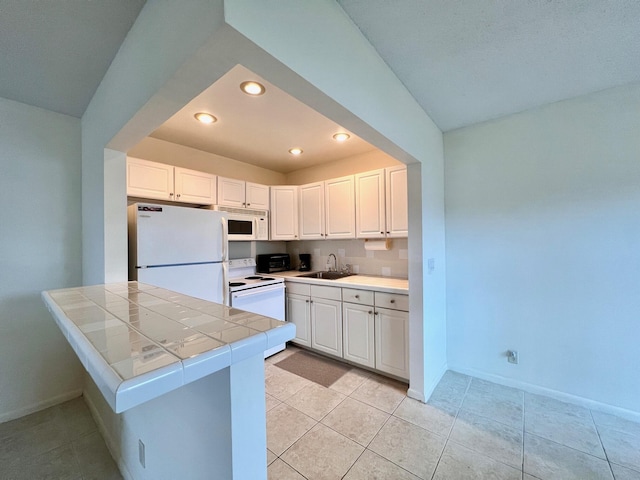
[589, 408, 616, 479]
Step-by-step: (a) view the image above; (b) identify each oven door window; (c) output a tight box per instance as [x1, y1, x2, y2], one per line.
[228, 219, 253, 236]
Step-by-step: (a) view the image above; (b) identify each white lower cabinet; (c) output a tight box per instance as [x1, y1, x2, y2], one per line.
[311, 297, 342, 357]
[342, 302, 375, 368]
[374, 306, 409, 379]
[285, 281, 408, 380]
[286, 292, 311, 347]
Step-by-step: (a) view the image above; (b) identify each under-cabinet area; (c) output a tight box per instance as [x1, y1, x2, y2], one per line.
[284, 278, 409, 381]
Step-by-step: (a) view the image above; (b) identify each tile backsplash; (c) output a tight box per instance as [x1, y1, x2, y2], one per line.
[286, 238, 408, 278]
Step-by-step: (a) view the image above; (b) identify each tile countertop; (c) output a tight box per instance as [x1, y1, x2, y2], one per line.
[270, 271, 409, 294]
[41, 282, 294, 414]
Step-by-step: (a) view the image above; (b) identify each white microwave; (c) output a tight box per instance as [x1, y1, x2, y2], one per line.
[213, 205, 269, 241]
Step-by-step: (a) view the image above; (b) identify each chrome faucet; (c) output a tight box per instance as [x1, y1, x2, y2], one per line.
[328, 253, 337, 272]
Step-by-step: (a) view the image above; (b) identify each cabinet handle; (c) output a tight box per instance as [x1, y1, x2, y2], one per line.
[386, 231, 390, 234]
[368, 310, 373, 314]
[169, 193, 174, 197]
[177, 194, 181, 198]
[380, 231, 384, 234]
[309, 300, 313, 303]
[306, 300, 309, 303]
[355, 295, 360, 299]
[374, 311, 379, 315]
[247, 203, 250, 206]
[390, 299, 395, 304]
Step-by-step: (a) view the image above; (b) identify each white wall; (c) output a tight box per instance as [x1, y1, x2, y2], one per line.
[0, 97, 84, 422]
[444, 83, 640, 415]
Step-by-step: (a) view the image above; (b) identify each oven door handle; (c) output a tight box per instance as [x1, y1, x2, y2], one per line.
[231, 284, 284, 298]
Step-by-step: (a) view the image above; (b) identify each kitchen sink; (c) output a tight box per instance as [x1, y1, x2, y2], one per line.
[297, 271, 356, 280]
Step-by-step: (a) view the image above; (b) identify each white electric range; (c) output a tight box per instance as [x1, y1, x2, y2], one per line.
[228, 258, 286, 357]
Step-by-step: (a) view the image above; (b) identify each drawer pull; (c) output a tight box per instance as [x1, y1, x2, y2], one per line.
[390, 299, 395, 303]
[368, 310, 373, 314]
[355, 294, 360, 299]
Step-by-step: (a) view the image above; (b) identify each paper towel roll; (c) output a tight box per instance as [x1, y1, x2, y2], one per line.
[364, 239, 391, 251]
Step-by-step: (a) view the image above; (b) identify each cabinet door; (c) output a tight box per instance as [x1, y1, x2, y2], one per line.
[355, 170, 385, 239]
[311, 297, 342, 357]
[217, 177, 246, 207]
[286, 293, 311, 347]
[343, 302, 375, 368]
[299, 182, 325, 240]
[126, 157, 174, 201]
[174, 167, 216, 205]
[245, 182, 270, 210]
[385, 166, 408, 238]
[270, 186, 299, 240]
[375, 306, 409, 379]
[325, 175, 355, 239]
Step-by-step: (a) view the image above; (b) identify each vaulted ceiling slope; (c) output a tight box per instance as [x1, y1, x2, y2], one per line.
[1, 1, 639, 132]
[0, 0, 146, 117]
[337, 0, 640, 131]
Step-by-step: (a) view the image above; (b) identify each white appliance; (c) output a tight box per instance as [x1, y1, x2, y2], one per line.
[212, 205, 268, 241]
[228, 258, 286, 357]
[128, 203, 228, 304]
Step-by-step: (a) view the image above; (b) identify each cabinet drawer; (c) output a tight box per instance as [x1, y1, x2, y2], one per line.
[286, 281, 310, 296]
[374, 292, 409, 311]
[310, 285, 342, 301]
[342, 288, 374, 306]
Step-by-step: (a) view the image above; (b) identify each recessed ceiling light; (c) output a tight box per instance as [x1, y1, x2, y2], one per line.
[333, 132, 351, 142]
[194, 112, 216, 124]
[288, 148, 303, 156]
[240, 81, 265, 96]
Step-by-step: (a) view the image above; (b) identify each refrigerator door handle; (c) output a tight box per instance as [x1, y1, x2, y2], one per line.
[222, 261, 229, 306]
[221, 216, 228, 261]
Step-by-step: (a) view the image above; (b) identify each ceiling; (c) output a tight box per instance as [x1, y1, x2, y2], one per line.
[2, 0, 639, 163]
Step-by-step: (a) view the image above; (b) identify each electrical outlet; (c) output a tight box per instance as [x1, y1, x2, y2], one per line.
[507, 350, 518, 364]
[139, 439, 145, 468]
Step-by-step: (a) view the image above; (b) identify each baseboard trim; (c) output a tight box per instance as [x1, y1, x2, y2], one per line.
[83, 388, 134, 480]
[0, 389, 83, 424]
[408, 362, 448, 403]
[449, 365, 640, 423]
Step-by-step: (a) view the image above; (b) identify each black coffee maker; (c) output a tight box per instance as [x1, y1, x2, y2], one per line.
[298, 254, 311, 271]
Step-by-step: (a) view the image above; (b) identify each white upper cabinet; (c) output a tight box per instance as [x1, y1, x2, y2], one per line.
[174, 167, 217, 205]
[355, 166, 407, 238]
[385, 165, 408, 237]
[270, 186, 299, 240]
[355, 169, 386, 238]
[299, 182, 326, 239]
[245, 182, 270, 209]
[217, 177, 269, 209]
[126, 157, 216, 205]
[325, 175, 355, 239]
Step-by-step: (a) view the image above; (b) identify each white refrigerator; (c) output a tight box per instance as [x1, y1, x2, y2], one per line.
[128, 203, 228, 304]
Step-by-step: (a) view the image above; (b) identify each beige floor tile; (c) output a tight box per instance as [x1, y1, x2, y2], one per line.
[2, 443, 82, 480]
[73, 431, 122, 480]
[611, 463, 640, 480]
[58, 396, 98, 439]
[343, 449, 420, 479]
[265, 364, 312, 401]
[265, 345, 302, 364]
[449, 410, 523, 469]
[525, 407, 605, 458]
[267, 449, 277, 466]
[281, 423, 364, 480]
[461, 383, 523, 429]
[526, 392, 592, 420]
[268, 458, 306, 480]
[599, 426, 640, 471]
[524, 433, 613, 480]
[329, 367, 370, 395]
[394, 396, 457, 437]
[433, 441, 521, 480]
[0, 413, 69, 467]
[266, 403, 317, 456]
[322, 397, 390, 446]
[350, 376, 406, 414]
[284, 383, 346, 421]
[592, 411, 640, 438]
[266, 393, 281, 412]
[0, 405, 59, 441]
[369, 416, 445, 479]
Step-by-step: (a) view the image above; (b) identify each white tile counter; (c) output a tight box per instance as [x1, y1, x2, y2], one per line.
[42, 281, 294, 414]
[271, 270, 409, 294]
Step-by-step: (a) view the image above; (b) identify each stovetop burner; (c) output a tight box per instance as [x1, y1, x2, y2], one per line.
[229, 282, 246, 287]
[260, 277, 275, 281]
[244, 276, 263, 280]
